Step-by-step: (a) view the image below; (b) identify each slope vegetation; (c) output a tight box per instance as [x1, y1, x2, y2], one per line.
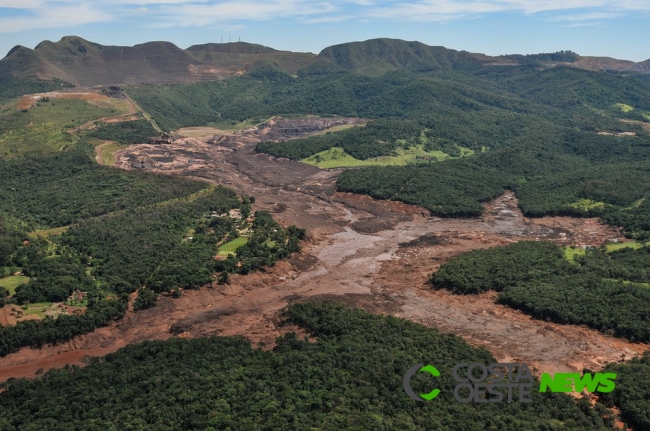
[0, 36, 320, 86]
[0, 303, 615, 430]
[3, 36, 649, 87]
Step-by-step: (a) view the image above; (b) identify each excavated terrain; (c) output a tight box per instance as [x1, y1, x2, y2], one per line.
[1, 118, 646, 382]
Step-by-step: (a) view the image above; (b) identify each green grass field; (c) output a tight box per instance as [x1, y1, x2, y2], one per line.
[302, 144, 474, 168]
[28, 226, 70, 239]
[21, 302, 54, 318]
[205, 117, 272, 132]
[604, 241, 649, 252]
[66, 299, 89, 307]
[86, 98, 130, 114]
[614, 103, 635, 113]
[565, 242, 649, 260]
[217, 237, 249, 256]
[97, 141, 129, 166]
[569, 199, 607, 211]
[0, 98, 122, 158]
[309, 123, 363, 137]
[563, 246, 586, 262]
[0, 275, 29, 295]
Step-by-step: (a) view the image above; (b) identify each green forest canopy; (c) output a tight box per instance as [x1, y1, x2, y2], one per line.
[0, 147, 304, 356]
[432, 241, 650, 342]
[0, 302, 617, 430]
[129, 66, 650, 237]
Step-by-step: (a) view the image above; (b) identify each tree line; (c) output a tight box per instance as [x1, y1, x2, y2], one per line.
[433, 241, 650, 342]
[0, 302, 615, 430]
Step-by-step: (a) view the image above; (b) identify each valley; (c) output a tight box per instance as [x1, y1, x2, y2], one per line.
[1, 118, 643, 384]
[2, 35, 650, 429]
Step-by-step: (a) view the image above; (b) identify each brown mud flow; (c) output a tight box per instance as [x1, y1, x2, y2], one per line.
[1, 118, 646, 382]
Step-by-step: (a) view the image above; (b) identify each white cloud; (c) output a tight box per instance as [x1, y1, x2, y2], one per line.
[552, 11, 623, 21]
[0, 3, 111, 33]
[0, 0, 43, 8]
[563, 21, 604, 27]
[301, 14, 356, 23]
[0, 0, 649, 34]
[160, 1, 338, 26]
[364, 0, 650, 21]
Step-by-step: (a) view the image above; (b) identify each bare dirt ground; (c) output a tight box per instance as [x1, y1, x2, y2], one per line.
[1, 117, 647, 383]
[95, 141, 111, 165]
[17, 88, 131, 111]
[17, 88, 140, 136]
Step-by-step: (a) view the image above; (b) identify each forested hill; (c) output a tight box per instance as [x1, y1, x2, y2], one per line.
[0, 36, 320, 86]
[125, 47, 650, 237]
[2, 36, 649, 86]
[0, 303, 616, 430]
[315, 38, 485, 75]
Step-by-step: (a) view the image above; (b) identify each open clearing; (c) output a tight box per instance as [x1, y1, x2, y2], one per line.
[177, 118, 275, 137]
[614, 103, 634, 113]
[302, 144, 473, 168]
[569, 198, 607, 211]
[605, 240, 649, 252]
[17, 90, 129, 113]
[176, 127, 230, 138]
[0, 301, 86, 328]
[95, 141, 129, 166]
[27, 226, 70, 239]
[563, 246, 586, 262]
[1, 117, 646, 384]
[0, 276, 29, 295]
[217, 237, 249, 256]
[0, 99, 124, 157]
[309, 123, 362, 136]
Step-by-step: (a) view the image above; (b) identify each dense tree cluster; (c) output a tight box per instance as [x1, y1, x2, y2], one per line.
[0, 149, 303, 355]
[128, 69, 561, 131]
[0, 78, 70, 104]
[0, 149, 206, 228]
[338, 133, 650, 233]
[337, 161, 506, 217]
[133, 288, 157, 311]
[15, 252, 95, 303]
[0, 218, 22, 269]
[0, 303, 613, 430]
[88, 119, 158, 144]
[130, 64, 650, 237]
[433, 241, 650, 341]
[257, 118, 423, 160]
[59, 186, 242, 295]
[599, 351, 650, 430]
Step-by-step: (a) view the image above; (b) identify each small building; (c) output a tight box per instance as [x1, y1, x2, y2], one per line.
[228, 209, 243, 219]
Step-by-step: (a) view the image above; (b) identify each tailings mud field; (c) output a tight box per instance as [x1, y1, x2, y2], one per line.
[1, 117, 647, 382]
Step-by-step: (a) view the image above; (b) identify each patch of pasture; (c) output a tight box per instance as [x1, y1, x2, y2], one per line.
[0, 276, 29, 295]
[217, 237, 249, 256]
[302, 144, 473, 169]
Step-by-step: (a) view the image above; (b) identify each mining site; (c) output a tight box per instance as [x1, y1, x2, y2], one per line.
[0, 117, 645, 382]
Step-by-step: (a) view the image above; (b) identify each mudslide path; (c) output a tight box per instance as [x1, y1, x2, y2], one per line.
[1, 118, 646, 382]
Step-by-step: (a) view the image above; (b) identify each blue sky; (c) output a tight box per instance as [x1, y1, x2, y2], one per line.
[1, 1, 649, 61]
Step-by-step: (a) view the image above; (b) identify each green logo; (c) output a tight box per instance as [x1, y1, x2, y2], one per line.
[540, 372, 617, 393]
[403, 362, 617, 403]
[403, 364, 440, 402]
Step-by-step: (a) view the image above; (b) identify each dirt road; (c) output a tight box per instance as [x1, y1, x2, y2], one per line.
[1, 118, 646, 382]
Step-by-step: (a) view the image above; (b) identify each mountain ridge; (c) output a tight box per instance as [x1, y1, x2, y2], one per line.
[2, 36, 649, 86]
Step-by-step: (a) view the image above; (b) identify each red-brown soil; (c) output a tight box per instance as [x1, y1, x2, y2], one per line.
[1, 118, 646, 384]
[17, 89, 120, 110]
